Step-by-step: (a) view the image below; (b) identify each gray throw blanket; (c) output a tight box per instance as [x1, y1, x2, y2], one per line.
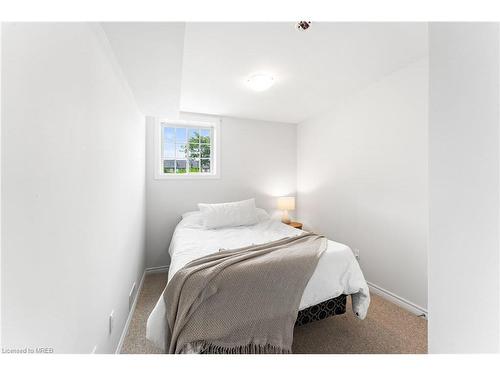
[164, 233, 327, 354]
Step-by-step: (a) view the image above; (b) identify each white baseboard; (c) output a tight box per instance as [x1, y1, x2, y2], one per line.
[367, 281, 428, 318]
[115, 264, 170, 354]
[145, 265, 170, 274]
[115, 271, 145, 354]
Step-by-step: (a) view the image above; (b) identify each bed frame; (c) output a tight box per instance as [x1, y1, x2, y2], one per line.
[295, 294, 347, 326]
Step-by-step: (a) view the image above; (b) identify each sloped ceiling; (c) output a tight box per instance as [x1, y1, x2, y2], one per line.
[101, 22, 185, 118]
[103, 22, 428, 124]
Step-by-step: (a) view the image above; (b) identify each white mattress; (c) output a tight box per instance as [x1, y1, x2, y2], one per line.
[146, 217, 370, 351]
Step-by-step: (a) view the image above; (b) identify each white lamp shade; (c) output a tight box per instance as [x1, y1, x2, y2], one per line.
[277, 196, 295, 211]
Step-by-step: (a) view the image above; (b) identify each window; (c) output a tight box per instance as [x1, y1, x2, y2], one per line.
[155, 119, 219, 179]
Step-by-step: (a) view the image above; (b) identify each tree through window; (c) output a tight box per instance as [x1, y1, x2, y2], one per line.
[160, 122, 215, 175]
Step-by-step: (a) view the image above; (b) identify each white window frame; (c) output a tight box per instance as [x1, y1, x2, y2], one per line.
[154, 118, 220, 179]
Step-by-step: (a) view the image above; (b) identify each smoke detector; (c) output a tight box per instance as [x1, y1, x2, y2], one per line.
[295, 21, 311, 32]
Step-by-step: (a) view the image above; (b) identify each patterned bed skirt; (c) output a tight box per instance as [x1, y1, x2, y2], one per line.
[295, 294, 347, 326]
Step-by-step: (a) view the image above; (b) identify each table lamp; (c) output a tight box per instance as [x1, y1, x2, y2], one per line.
[277, 196, 295, 224]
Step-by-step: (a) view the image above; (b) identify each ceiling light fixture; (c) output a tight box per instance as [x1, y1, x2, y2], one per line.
[246, 73, 275, 92]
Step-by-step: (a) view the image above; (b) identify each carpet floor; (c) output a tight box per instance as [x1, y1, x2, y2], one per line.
[120, 272, 427, 354]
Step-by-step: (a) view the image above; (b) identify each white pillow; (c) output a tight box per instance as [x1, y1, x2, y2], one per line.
[180, 211, 204, 228]
[255, 208, 271, 222]
[198, 198, 258, 229]
[181, 207, 270, 229]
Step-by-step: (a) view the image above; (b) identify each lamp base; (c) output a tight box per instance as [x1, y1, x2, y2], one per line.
[281, 210, 291, 224]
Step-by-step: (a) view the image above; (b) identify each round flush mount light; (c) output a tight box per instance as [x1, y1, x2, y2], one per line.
[246, 73, 275, 92]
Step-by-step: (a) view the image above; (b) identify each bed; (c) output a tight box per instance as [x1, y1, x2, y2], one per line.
[146, 208, 370, 352]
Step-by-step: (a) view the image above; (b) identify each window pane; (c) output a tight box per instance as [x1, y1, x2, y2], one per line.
[187, 143, 200, 158]
[201, 158, 211, 173]
[175, 128, 187, 143]
[189, 159, 200, 173]
[201, 144, 210, 158]
[175, 143, 187, 159]
[160, 124, 215, 176]
[188, 128, 200, 143]
[163, 159, 175, 174]
[163, 127, 175, 142]
[176, 159, 187, 174]
[200, 128, 211, 144]
[163, 142, 175, 158]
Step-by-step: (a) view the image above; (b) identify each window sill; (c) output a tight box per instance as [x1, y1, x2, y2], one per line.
[154, 173, 221, 180]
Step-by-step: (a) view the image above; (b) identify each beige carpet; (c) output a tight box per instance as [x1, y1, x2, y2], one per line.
[120, 272, 427, 354]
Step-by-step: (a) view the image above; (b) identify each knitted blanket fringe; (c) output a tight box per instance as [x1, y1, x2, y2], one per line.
[188, 341, 291, 354]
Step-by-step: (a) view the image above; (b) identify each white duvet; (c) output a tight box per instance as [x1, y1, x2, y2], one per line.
[146, 216, 370, 351]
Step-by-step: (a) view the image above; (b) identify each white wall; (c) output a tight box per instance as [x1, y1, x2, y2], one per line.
[145, 113, 296, 268]
[428, 23, 500, 353]
[1, 23, 146, 353]
[297, 59, 428, 311]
